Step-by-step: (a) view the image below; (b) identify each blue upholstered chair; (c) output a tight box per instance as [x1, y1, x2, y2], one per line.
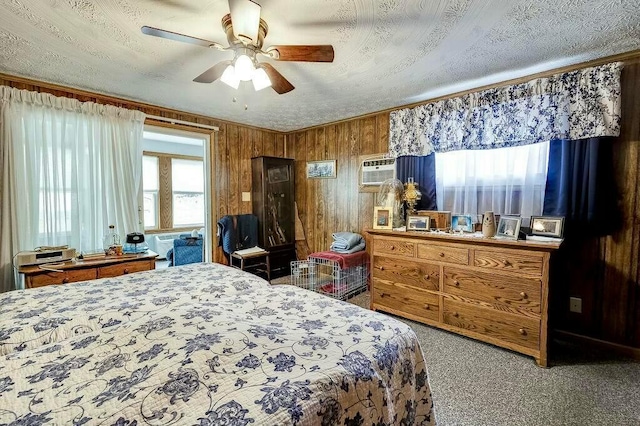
[167, 235, 203, 266]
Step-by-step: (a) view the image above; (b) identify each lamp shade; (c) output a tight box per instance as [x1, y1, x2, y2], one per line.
[220, 64, 240, 89]
[252, 66, 272, 91]
[235, 54, 255, 81]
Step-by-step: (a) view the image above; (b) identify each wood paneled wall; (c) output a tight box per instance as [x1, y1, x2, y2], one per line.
[551, 58, 640, 349]
[0, 74, 282, 264]
[286, 58, 640, 351]
[286, 114, 389, 256]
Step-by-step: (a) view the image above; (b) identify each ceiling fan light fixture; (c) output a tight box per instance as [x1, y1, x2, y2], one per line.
[220, 64, 240, 89]
[252, 67, 271, 91]
[234, 54, 255, 81]
[228, 0, 261, 43]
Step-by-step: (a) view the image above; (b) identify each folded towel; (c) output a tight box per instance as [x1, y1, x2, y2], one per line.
[331, 232, 363, 250]
[330, 241, 366, 254]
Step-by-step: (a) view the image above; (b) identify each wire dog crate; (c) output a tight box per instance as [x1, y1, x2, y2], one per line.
[290, 253, 369, 300]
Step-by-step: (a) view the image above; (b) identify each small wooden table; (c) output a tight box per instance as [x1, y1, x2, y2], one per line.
[230, 250, 271, 282]
[19, 251, 158, 289]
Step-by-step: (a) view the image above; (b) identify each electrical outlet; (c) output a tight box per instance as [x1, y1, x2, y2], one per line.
[241, 192, 251, 202]
[569, 297, 582, 313]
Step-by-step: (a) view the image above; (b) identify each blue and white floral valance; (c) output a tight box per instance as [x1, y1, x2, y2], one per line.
[389, 62, 622, 157]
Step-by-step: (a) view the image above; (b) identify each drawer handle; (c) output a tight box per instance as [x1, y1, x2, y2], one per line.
[519, 328, 527, 336]
[62, 278, 69, 284]
[380, 292, 387, 298]
[439, 252, 445, 257]
[377, 266, 385, 271]
[502, 260, 511, 266]
[520, 292, 527, 299]
[424, 305, 430, 310]
[452, 312, 459, 318]
[123, 269, 129, 274]
[453, 280, 460, 286]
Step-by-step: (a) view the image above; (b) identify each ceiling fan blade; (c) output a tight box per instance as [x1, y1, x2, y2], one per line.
[228, 0, 261, 43]
[266, 45, 334, 62]
[194, 61, 232, 83]
[260, 63, 294, 94]
[141, 26, 225, 50]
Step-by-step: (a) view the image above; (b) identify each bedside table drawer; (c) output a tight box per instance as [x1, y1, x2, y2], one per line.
[29, 269, 97, 288]
[98, 260, 151, 278]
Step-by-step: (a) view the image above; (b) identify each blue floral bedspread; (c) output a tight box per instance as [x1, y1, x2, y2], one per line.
[0, 263, 435, 425]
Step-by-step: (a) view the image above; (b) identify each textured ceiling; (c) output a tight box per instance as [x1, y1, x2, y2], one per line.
[0, 0, 639, 132]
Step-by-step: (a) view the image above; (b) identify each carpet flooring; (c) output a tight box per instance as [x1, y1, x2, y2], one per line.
[268, 277, 640, 426]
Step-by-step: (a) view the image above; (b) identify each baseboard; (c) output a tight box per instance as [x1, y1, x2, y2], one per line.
[553, 330, 640, 361]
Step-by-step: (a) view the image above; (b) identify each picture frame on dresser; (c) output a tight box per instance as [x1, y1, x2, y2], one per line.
[407, 215, 430, 231]
[451, 214, 473, 232]
[496, 216, 522, 239]
[416, 210, 451, 230]
[373, 207, 393, 229]
[530, 216, 565, 238]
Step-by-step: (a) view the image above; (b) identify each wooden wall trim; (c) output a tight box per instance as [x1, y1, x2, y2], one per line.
[554, 330, 640, 361]
[288, 49, 640, 134]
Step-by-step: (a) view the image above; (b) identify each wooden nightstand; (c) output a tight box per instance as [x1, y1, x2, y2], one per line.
[19, 251, 158, 288]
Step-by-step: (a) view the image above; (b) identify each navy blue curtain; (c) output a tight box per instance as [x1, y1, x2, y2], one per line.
[543, 137, 618, 237]
[395, 155, 437, 210]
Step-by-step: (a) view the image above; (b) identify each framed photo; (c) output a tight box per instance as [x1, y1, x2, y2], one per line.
[416, 210, 451, 230]
[496, 216, 522, 240]
[452, 214, 473, 232]
[530, 216, 565, 238]
[407, 215, 430, 231]
[373, 206, 393, 230]
[267, 165, 289, 183]
[306, 160, 336, 179]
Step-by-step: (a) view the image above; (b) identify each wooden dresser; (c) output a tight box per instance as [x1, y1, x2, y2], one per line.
[19, 251, 158, 289]
[368, 230, 561, 367]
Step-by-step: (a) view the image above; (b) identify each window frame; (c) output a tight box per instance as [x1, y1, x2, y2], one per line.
[142, 150, 204, 234]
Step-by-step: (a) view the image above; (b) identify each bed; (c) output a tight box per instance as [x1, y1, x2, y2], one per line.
[0, 263, 435, 425]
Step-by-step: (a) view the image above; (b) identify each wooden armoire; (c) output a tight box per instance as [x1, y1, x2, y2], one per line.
[251, 156, 296, 277]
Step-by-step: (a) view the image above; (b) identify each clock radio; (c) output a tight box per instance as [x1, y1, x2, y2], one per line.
[16, 247, 76, 267]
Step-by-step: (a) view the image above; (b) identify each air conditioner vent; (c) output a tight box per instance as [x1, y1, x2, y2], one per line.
[361, 157, 396, 186]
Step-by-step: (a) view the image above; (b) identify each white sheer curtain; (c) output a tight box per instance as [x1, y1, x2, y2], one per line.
[436, 141, 550, 218]
[0, 86, 145, 292]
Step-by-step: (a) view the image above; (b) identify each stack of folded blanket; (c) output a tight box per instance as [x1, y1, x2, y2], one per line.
[330, 232, 365, 254]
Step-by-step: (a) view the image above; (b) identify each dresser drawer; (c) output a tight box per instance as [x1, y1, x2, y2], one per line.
[373, 256, 439, 291]
[417, 243, 469, 265]
[98, 260, 152, 278]
[28, 269, 97, 288]
[443, 299, 540, 350]
[373, 238, 415, 257]
[443, 267, 541, 314]
[373, 279, 439, 322]
[474, 249, 543, 276]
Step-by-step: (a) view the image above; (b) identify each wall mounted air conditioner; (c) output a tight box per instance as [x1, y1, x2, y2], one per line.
[361, 157, 396, 185]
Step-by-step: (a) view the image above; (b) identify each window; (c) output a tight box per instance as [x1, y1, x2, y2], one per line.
[172, 158, 204, 227]
[143, 156, 159, 229]
[435, 141, 550, 218]
[142, 153, 204, 231]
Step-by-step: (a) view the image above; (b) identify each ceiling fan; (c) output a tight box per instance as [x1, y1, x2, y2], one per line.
[141, 0, 335, 94]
